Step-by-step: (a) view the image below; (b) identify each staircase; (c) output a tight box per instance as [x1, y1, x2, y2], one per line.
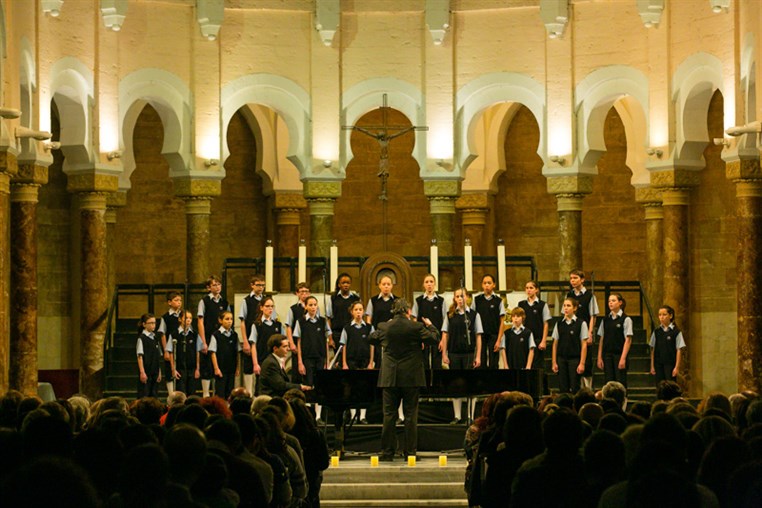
[321, 456, 468, 508]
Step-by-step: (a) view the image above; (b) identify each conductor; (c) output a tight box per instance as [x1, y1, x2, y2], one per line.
[369, 298, 439, 461]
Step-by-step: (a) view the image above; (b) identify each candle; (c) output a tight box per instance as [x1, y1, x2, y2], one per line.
[370, 455, 379, 467]
[331, 455, 339, 467]
[496, 241, 506, 292]
[464, 240, 473, 291]
[430, 241, 439, 291]
[407, 455, 416, 467]
[298, 242, 307, 283]
[330, 243, 338, 291]
[439, 455, 447, 467]
[265, 244, 274, 293]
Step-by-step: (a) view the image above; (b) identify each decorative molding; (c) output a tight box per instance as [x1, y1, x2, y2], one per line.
[461, 208, 488, 225]
[425, 0, 450, 46]
[423, 179, 460, 198]
[172, 177, 222, 198]
[78, 192, 109, 211]
[546, 175, 593, 195]
[10, 183, 40, 203]
[315, 0, 339, 47]
[275, 209, 302, 226]
[106, 190, 128, 208]
[67, 173, 119, 194]
[556, 194, 585, 212]
[650, 168, 701, 189]
[14, 163, 48, 186]
[196, 0, 223, 41]
[661, 188, 691, 206]
[273, 192, 307, 210]
[100, 0, 127, 32]
[643, 205, 664, 221]
[539, 0, 569, 39]
[634, 186, 663, 205]
[735, 181, 762, 199]
[428, 196, 456, 215]
[725, 159, 762, 182]
[182, 197, 213, 215]
[0, 151, 19, 180]
[303, 180, 342, 199]
[636, 0, 664, 28]
[456, 192, 490, 210]
[307, 198, 336, 216]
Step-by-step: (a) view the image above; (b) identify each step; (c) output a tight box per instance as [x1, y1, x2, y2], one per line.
[321, 500, 468, 507]
[322, 482, 463, 500]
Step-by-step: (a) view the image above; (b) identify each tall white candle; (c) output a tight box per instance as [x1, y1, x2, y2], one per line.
[298, 243, 307, 283]
[265, 244, 274, 292]
[464, 242, 473, 291]
[497, 242, 506, 292]
[330, 243, 339, 290]
[430, 242, 439, 291]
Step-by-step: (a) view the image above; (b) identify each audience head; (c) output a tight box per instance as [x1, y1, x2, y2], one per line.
[573, 387, 596, 413]
[578, 402, 604, 429]
[163, 423, 207, 486]
[167, 391, 187, 407]
[601, 381, 627, 410]
[657, 380, 683, 401]
[542, 408, 583, 457]
[584, 430, 626, 486]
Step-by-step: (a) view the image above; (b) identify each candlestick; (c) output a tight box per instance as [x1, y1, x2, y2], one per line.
[265, 242, 274, 292]
[497, 239, 506, 292]
[330, 241, 338, 291]
[430, 239, 438, 291]
[298, 240, 307, 283]
[464, 239, 473, 291]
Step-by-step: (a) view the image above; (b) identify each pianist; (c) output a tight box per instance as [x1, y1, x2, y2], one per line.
[260, 334, 313, 397]
[369, 298, 439, 461]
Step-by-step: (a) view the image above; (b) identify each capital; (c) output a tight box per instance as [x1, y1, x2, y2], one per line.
[726, 158, 762, 182]
[423, 179, 461, 199]
[173, 176, 222, 199]
[546, 175, 593, 196]
[650, 168, 701, 189]
[302, 180, 342, 200]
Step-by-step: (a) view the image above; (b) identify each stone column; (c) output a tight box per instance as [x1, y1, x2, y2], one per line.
[456, 192, 490, 256]
[10, 164, 48, 395]
[0, 151, 18, 393]
[425, 180, 461, 291]
[174, 178, 222, 284]
[68, 172, 119, 398]
[273, 192, 306, 292]
[303, 181, 341, 288]
[548, 175, 593, 279]
[636, 187, 664, 320]
[653, 168, 699, 394]
[726, 159, 762, 392]
[105, 192, 127, 298]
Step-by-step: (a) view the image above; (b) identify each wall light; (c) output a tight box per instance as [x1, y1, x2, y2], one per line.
[107, 150, 123, 161]
[204, 159, 219, 168]
[322, 160, 332, 168]
[646, 148, 663, 157]
[43, 141, 61, 152]
[713, 138, 730, 147]
[549, 155, 566, 165]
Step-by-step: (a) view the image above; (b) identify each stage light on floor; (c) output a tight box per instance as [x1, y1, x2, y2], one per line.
[407, 456, 416, 467]
[370, 455, 379, 467]
[439, 455, 448, 467]
[331, 455, 340, 467]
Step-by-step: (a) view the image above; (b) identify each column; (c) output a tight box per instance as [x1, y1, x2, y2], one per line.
[174, 177, 222, 283]
[636, 187, 664, 320]
[548, 175, 593, 279]
[10, 164, 48, 395]
[273, 192, 306, 292]
[303, 180, 341, 287]
[727, 159, 762, 393]
[456, 192, 490, 256]
[105, 192, 127, 298]
[0, 151, 18, 393]
[425, 180, 460, 291]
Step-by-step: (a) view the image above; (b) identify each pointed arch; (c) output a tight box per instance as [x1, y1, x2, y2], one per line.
[455, 72, 545, 181]
[342, 77, 426, 176]
[740, 34, 757, 153]
[119, 68, 193, 188]
[234, 104, 291, 194]
[221, 74, 310, 177]
[672, 53, 723, 164]
[575, 65, 650, 185]
[50, 57, 95, 170]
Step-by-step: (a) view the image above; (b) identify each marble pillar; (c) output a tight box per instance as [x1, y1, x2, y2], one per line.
[79, 192, 109, 398]
[105, 192, 127, 296]
[184, 198, 212, 283]
[0, 151, 18, 393]
[273, 192, 306, 292]
[644, 204, 665, 313]
[456, 192, 490, 256]
[426, 180, 461, 291]
[10, 164, 47, 395]
[303, 180, 341, 288]
[662, 188, 691, 392]
[556, 194, 584, 278]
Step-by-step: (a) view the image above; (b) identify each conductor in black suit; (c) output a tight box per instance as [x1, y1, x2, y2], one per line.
[259, 334, 312, 397]
[369, 298, 439, 460]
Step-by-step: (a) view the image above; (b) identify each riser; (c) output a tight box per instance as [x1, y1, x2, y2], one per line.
[321, 501, 467, 508]
[323, 466, 466, 484]
[321, 482, 464, 500]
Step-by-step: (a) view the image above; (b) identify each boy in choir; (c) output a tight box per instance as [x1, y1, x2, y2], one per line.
[197, 275, 230, 397]
[596, 293, 633, 388]
[239, 274, 274, 394]
[471, 274, 506, 369]
[500, 307, 536, 370]
[567, 269, 599, 389]
[157, 290, 183, 394]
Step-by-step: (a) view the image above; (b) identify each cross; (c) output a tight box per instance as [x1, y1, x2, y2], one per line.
[342, 94, 428, 201]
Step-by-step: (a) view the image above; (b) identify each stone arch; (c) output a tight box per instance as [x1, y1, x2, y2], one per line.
[50, 57, 94, 169]
[0, 0, 5, 90]
[233, 104, 284, 195]
[342, 77, 426, 176]
[221, 74, 310, 176]
[455, 72, 545, 180]
[672, 52, 724, 164]
[119, 68, 193, 187]
[18, 38, 35, 129]
[740, 34, 757, 152]
[575, 65, 649, 185]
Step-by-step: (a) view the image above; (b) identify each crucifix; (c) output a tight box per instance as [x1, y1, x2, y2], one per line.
[342, 94, 428, 250]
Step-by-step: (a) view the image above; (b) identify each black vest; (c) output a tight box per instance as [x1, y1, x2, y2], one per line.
[415, 295, 445, 330]
[202, 295, 229, 341]
[654, 325, 680, 364]
[602, 313, 628, 355]
[370, 295, 396, 328]
[254, 319, 283, 365]
[160, 311, 181, 349]
[138, 333, 161, 375]
[330, 292, 360, 333]
[518, 299, 547, 344]
[474, 294, 501, 336]
[298, 316, 328, 359]
[568, 290, 594, 324]
[448, 309, 478, 354]
[213, 329, 239, 374]
[506, 327, 534, 369]
[243, 294, 265, 337]
[556, 318, 584, 359]
[344, 322, 373, 362]
[290, 302, 308, 328]
[171, 327, 198, 372]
